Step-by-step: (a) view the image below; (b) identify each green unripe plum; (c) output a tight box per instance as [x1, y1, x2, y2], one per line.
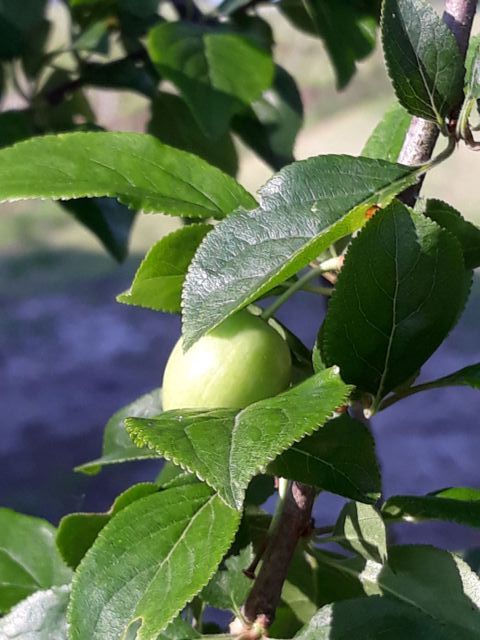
[162, 310, 292, 410]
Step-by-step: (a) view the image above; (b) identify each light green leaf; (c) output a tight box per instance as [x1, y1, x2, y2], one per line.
[148, 93, 238, 176]
[382, 0, 464, 123]
[0, 509, 71, 614]
[76, 388, 162, 475]
[68, 484, 240, 640]
[0, 132, 255, 218]
[419, 198, 480, 269]
[334, 502, 387, 563]
[182, 155, 417, 348]
[127, 367, 352, 509]
[465, 34, 480, 99]
[56, 484, 158, 569]
[202, 547, 253, 616]
[280, 0, 379, 89]
[232, 65, 304, 170]
[321, 201, 468, 409]
[383, 487, 480, 527]
[268, 414, 380, 504]
[118, 224, 212, 313]
[147, 22, 274, 138]
[362, 102, 412, 162]
[0, 585, 70, 640]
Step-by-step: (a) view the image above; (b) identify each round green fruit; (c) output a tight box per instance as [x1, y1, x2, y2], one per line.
[162, 310, 292, 410]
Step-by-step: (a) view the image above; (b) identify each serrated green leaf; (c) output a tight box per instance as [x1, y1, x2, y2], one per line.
[156, 461, 198, 489]
[321, 200, 468, 409]
[0, 509, 71, 614]
[0, 132, 255, 218]
[148, 93, 238, 176]
[202, 547, 253, 616]
[147, 22, 274, 138]
[127, 367, 352, 509]
[0, 585, 70, 640]
[56, 483, 158, 569]
[362, 102, 412, 162]
[68, 484, 240, 640]
[419, 198, 480, 269]
[382, 0, 464, 123]
[232, 65, 303, 170]
[334, 502, 387, 563]
[118, 224, 212, 313]
[182, 155, 417, 348]
[76, 388, 162, 474]
[280, 0, 380, 89]
[268, 414, 381, 504]
[383, 487, 480, 527]
[307, 545, 480, 638]
[61, 198, 136, 263]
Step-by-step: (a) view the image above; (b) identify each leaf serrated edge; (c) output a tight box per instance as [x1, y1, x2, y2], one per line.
[130, 493, 241, 640]
[181, 157, 419, 348]
[68, 488, 240, 640]
[229, 371, 355, 508]
[126, 418, 230, 505]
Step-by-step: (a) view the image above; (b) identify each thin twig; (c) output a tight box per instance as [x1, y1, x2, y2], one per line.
[399, 0, 477, 204]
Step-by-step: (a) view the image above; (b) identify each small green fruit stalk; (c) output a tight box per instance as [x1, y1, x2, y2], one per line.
[163, 310, 292, 410]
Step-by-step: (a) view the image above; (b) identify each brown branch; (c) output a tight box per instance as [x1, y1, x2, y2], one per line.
[242, 482, 315, 630]
[399, 0, 477, 203]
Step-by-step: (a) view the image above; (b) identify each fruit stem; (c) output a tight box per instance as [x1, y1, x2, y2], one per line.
[260, 266, 330, 321]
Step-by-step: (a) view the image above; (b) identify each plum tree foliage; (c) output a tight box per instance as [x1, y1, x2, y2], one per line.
[1, 0, 480, 639]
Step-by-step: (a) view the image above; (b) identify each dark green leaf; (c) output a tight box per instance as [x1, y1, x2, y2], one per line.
[321, 201, 468, 409]
[0, 132, 255, 218]
[0, 0, 47, 59]
[362, 102, 411, 162]
[127, 367, 352, 509]
[68, 484, 241, 640]
[232, 65, 303, 170]
[182, 155, 417, 348]
[118, 224, 211, 312]
[334, 502, 387, 563]
[61, 198, 136, 262]
[294, 596, 463, 639]
[0, 585, 70, 640]
[280, 0, 380, 89]
[0, 110, 35, 148]
[148, 92, 238, 175]
[305, 545, 480, 638]
[76, 388, 162, 474]
[147, 22, 274, 138]
[56, 483, 158, 569]
[382, 0, 464, 122]
[383, 487, 480, 527]
[202, 547, 253, 615]
[0, 509, 71, 613]
[419, 198, 480, 269]
[268, 414, 381, 504]
[82, 58, 157, 98]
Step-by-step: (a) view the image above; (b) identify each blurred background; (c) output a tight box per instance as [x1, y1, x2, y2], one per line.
[1, 0, 479, 551]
